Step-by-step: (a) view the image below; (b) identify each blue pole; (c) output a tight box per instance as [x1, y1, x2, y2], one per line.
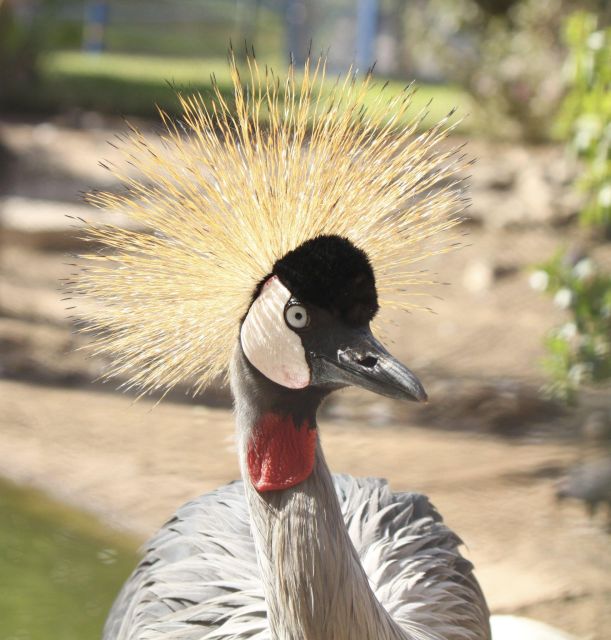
[356, 0, 378, 72]
[83, 1, 109, 53]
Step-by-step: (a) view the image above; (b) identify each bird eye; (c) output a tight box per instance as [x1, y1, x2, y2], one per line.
[285, 303, 309, 330]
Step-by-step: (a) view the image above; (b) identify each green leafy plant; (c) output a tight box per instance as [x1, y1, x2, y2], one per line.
[402, 0, 597, 141]
[532, 10, 610, 402]
[530, 253, 611, 403]
[557, 11, 611, 229]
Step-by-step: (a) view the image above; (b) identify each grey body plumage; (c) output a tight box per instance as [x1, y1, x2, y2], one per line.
[104, 475, 489, 640]
[104, 347, 490, 640]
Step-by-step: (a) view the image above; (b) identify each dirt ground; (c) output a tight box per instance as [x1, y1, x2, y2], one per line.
[1, 118, 611, 638]
[1, 379, 610, 639]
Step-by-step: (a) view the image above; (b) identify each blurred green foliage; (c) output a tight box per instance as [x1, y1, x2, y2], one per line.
[0, 0, 39, 107]
[0, 0, 77, 108]
[403, 0, 607, 141]
[0, 0, 471, 132]
[0, 478, 139, 640]
[531, 253, 611, 403]
[557, 11, 611, 229]
[532, 11, 611, 403]
[0, 0, 284, 114]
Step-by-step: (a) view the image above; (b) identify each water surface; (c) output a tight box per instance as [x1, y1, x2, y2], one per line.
[0, 479, 139, 640]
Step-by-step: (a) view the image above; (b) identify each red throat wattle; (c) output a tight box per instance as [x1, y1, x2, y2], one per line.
[247, 413, 317, 492]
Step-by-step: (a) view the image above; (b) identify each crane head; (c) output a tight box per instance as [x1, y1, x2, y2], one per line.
[75, 55, 466, 399]
[240, 235, 427, 402]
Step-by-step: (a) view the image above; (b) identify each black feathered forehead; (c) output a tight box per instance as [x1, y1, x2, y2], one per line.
[268, 235, 379, 326]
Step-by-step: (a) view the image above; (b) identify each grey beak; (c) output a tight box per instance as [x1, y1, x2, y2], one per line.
[308, 326, 427, 402]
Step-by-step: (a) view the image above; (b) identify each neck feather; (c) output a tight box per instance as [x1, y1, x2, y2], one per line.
[231, 346, 407, 640]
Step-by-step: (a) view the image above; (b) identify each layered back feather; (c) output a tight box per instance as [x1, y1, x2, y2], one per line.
[74, 54, 468, 396]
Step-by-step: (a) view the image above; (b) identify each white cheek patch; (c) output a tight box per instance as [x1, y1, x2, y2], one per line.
[240, 276, 310, 389]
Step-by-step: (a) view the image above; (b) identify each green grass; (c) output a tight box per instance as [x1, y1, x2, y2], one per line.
[32, 50, 473, 132]
[44, 51, 236, 86]
[0, 479, 140, 640]
[34, 52, 236, 118]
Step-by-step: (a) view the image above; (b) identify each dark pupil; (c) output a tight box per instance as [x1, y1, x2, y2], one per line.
[295, 312, 302, 319]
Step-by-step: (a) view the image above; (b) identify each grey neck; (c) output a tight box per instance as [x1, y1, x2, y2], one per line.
[230, 346, 407, 640]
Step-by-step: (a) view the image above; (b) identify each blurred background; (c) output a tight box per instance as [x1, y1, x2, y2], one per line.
[0, 1, 610, 639]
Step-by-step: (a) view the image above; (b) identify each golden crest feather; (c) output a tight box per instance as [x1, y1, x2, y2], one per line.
[74, 54, 468, 396]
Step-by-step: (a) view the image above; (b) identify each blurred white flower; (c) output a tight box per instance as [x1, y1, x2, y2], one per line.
[558, 322, 577, 340]
[598, 184, 611, 208]
[574, 114, 600, 151]
[529, 270, 549, 291]
[594, 338, 610, 357]
[575, 129, 592, 152]
[587, 31, 604, 51]
[554, 288, 573, 309]
[568, 363, 592, 385]
[573, 258, 595, 280]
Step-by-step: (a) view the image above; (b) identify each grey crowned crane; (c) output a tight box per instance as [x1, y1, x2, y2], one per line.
[74, 56, 576, 640]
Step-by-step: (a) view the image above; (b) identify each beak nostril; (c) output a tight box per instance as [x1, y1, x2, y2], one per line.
[357, 355, 378, 369]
